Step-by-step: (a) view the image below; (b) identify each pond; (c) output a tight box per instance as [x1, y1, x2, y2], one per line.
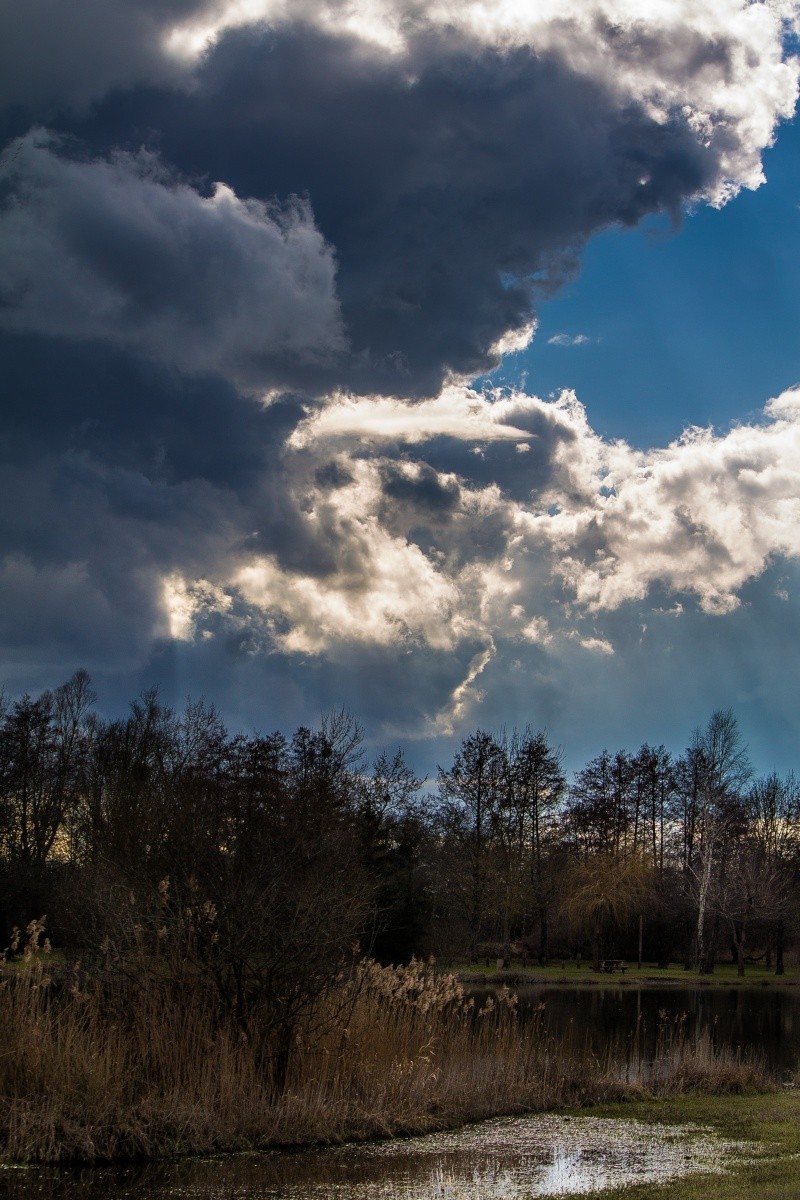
[478, 984, 800, 1077]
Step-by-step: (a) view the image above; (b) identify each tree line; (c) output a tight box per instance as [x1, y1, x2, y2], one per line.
[1, 672, 798, 1011]
[436, 711, 799, 976]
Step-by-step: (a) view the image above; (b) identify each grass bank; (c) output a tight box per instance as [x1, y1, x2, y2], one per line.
[0, 958, 779, 1165]
[450, 961, 800, 989]
[578, 1091, 800, 1199]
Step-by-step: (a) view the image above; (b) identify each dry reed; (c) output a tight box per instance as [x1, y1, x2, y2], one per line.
[0, 955, 774, 1164]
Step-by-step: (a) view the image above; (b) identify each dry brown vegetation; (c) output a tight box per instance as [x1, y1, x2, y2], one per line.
[0, 954, 773, 1165]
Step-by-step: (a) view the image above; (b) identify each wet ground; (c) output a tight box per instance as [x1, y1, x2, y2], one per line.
[0, 1113, 752, 1200]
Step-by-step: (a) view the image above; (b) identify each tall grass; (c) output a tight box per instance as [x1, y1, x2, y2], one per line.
[0, 956, 774, 1164]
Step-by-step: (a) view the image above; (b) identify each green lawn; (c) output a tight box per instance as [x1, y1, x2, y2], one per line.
[0, 948, 65, 974]
[578, 1091, 800, 1199]
[444, 959, 800, 988]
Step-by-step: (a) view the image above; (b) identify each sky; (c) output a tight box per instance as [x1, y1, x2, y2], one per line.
[2, 0, 800, 779]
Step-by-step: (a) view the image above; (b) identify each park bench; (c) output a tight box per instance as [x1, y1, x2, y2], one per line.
[598, 959, 627, 973]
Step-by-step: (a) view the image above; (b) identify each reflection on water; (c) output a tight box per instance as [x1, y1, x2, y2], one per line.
[471, 985, 800, 1075]
[0, 1115, 752, 1200]
[539, 1152, 594, 1196]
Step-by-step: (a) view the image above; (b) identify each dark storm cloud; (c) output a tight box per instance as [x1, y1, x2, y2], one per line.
[380, 462, 460, 516]
[313, 460, 355, 490]
[0, 130, 345, 391]
[419, 423, 575, 504]
[0, 329, 343, 678]
[132, 626, 495, 754]
[61, 23, 716, 395]
[0, 331, 297, 493]
[0, 329, 402, 591]
[0, 0, 200, 114]
[2, 4, 795, 404]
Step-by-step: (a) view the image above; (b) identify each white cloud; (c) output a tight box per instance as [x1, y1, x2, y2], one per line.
[522, 386, 800, 615]
[235, 543, 460, 654]
[427, 642, 495, 735]
[289, 384, 536, 447]
[233, 460, 470, 653]
[153, 380, 800, 735]
[311, 383, 800, 638]
[489, 319, 538, 358]
[163, 574, 233, 641]
[548, 333, 592, 347]
[577, 635, 616, 655]
[521, 616, 553, 645]
[236, 381, 800, 657]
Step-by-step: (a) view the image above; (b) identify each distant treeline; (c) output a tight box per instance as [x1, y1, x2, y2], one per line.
[1, 671, 797, 993]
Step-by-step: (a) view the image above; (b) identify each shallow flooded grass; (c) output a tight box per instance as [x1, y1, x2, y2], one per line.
[347, 1113, 752, 1197]
[579, 1091, 800, 1199]
[0, 1108, 761, 1199]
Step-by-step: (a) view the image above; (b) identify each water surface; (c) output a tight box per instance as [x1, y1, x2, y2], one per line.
[477, 984, 800, 1075]
[0, 1115, 752, 1200]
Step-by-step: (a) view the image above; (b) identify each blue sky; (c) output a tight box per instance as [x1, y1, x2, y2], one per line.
[491, 116, 800, 449]
[2, 1, 800, 780]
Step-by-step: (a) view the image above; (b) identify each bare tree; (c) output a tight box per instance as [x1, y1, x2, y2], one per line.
[566, 749, 632, 859]
[744, 772, 800, 974]
[682, 709, 751, 972]
[511, 728, 565, 964]
[0, 670, 94, 868]
[357, 747, 429, 963]
[437, 731, 505, 961]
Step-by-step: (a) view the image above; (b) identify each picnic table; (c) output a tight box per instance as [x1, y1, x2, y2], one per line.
[598, 959, 627, 973]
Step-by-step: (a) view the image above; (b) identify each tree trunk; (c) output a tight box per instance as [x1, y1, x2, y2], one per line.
[538, 905, 549, 966]
[502, 871, 512, 969]
[696, 847, 713, 972]
[776, 918, 785, 976]
[271, 1023, 295, 1100]
[592, 914, 602, 971]
[704, 912, 721, 974]
[733, 924, 746, 977]
[502, 924, 511, 970]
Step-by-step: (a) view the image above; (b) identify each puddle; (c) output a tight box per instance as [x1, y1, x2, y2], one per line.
[0, 1114, 752, 1199]
[334, 1115, 751, 1197]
